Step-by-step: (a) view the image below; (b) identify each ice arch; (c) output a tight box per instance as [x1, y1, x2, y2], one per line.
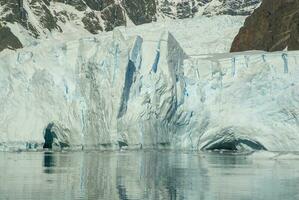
[43, 123, 70, 149]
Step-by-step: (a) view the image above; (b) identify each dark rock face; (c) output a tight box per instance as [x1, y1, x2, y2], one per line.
[101, 4, 126, 31]
[0, 26, 23, 52]
[29, 1, 61, 32]
[82, 12, 103, 34]
[289, 12, 299, 50]
[176, 1, 196, 19]
[54, 0, 87, 11]
[231, 0, 299, 52]
[122, 0, 157, 25]
[158, 0, 207, 19]
[85, 0, 114, 11]
[0, 0, 40, 37]
[0, 0, 156, 39]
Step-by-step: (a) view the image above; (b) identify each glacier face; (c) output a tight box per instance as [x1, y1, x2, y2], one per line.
[185, 52, 299, 151]
[0, 18, 299, 152]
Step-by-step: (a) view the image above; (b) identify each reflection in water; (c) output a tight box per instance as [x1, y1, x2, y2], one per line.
[43, 152, 56, 174]
[0, 151, 299, 199]
[116, 183, 129, 200]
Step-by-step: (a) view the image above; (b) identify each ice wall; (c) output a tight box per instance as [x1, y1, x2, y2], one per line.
[0, 31, 298, 151]
[183, 51, 299, 151]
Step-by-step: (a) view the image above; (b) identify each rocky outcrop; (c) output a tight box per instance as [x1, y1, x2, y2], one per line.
[0, 0, 157, 51]
[81, 11, 103, 34]
[0, 0, 40, 38]
[0, 26, 23, 52]
[231, 0, 299, 52]
[157, 0, 261, 19]
[123, 0, 157, 25]
[101, 4, 126, 31]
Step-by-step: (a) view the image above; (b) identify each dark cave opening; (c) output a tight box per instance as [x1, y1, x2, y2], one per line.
[43, 123, 56, 149]
[118, 141, 128, 149]
[203, 138, 267, 152]
[205, 141, 238, 151]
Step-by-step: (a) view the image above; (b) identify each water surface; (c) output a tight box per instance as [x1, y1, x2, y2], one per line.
[0, 150, 299, 200]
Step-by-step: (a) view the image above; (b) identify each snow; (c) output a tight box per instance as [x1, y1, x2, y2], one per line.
[156, 0, 261, 18]
[117, 15, 246, 55]
[5, 5, 245, 55]
[0, 15, 298, 152]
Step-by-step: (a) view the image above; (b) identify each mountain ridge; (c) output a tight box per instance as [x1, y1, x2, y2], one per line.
[0, 0, 261, 52]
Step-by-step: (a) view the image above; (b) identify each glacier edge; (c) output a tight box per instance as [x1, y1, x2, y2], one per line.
[0, 30, 298, 152]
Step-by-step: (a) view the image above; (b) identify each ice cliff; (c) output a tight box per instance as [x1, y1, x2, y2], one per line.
[0, 27, 298, 152]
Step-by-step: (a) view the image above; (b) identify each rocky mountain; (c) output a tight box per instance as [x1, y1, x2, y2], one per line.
[158, 0, 261, 19]
[0, 0, 261, 52]
[231, 0, 299, 52]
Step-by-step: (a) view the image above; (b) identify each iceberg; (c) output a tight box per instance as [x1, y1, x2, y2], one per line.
[0, 27, 298, 152]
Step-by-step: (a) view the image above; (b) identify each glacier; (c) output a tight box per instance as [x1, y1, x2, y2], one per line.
[0, 17, 299, 152]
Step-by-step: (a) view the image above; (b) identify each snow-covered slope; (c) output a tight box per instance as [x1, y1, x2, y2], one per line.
[0, 0, 261, 52]
[0, 15, 298, 152]
[157, 0, 261, 19]
[115, 15, 245, 55]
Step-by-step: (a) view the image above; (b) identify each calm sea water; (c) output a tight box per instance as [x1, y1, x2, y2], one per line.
[0, 150, 299, 200]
